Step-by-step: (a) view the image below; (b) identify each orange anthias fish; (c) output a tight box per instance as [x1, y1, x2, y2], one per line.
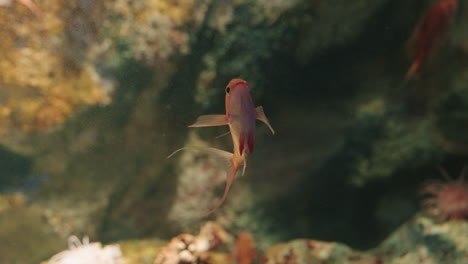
[179, 78, 275, 216]
[406, 0, 458, 80]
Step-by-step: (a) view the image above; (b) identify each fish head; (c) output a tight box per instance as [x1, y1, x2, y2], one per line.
[225, 78, 250, 114]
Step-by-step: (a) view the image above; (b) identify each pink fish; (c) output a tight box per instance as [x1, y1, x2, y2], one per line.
[172, 78, 274, 216]
[406, 0, 458, 79]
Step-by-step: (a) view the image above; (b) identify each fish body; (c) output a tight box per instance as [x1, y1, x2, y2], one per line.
[188, 78, 274, 216]
[406, 0, 458, 79]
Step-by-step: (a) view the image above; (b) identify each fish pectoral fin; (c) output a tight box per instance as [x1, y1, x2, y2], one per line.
[255, 106, 275, 134]
[189, 115, 228, 127]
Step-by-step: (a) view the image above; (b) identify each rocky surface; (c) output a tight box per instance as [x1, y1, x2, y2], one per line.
[40, 216, 468, 264]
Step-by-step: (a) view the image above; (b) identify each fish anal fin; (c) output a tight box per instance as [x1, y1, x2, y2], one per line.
[255, 106, 275, 134]
[239, 133, 245, 155]
[189, 115, 228, 127]
[205, 147, 234, 169]
[167, 146, 232, 166]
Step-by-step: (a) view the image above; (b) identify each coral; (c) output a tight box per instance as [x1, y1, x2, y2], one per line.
[422, 169, 468, 221]
[47, 236, 123, 264]
[264, 216, 468, 264]
[0, 0, 111, 135]
[154, 222, 232, 264]
[100, 0, 205, 63]
[374, 216, 468, 264]
[0, 192, 26, 212]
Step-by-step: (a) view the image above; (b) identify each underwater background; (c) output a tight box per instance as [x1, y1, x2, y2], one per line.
[1, 0, 468, 263]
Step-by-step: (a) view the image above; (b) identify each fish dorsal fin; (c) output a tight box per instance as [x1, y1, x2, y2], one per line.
[255, 106, 275, 134]
[189, 114, 228, 127]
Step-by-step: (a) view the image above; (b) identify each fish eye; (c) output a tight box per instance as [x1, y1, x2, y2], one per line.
[225, 86, 230, 94]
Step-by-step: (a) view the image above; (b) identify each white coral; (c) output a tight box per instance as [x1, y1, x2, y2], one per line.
[48, 236, 123, 264]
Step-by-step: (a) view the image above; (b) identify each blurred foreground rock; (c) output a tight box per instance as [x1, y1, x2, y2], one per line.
[41, 216, 468, 264]
[264, 216, 468, 264]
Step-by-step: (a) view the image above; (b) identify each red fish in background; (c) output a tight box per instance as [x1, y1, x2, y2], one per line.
[406, 0, 458, 79]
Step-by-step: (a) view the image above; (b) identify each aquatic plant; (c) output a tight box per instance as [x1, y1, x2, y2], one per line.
[48, 236, 123, 264]
[422, 168, 468, 221]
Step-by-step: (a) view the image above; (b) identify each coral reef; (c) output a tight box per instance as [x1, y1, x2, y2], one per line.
[39, 216, 468, 264]
[154, 222, 231, 264]
[46, 236, 123, 264]
[264, 216, 468, 264]
[422, 168, 468, 221]
[0, 0, 111, 134]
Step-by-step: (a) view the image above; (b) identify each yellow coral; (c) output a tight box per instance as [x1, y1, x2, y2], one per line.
[0, 0, 111, 134]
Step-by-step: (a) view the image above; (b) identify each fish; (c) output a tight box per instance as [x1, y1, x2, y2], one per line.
[170, 78, 274, 216]
[406, 0, 458, 80]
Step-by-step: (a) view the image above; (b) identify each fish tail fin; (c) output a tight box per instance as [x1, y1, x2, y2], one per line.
[201, 163, 238, 218]
[255, 106, 275, 134]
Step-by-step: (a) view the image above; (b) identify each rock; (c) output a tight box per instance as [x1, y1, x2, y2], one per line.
[45, 236, 123, 264]
[264, 216, 468, 264]
[154, 222, 232, 264]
